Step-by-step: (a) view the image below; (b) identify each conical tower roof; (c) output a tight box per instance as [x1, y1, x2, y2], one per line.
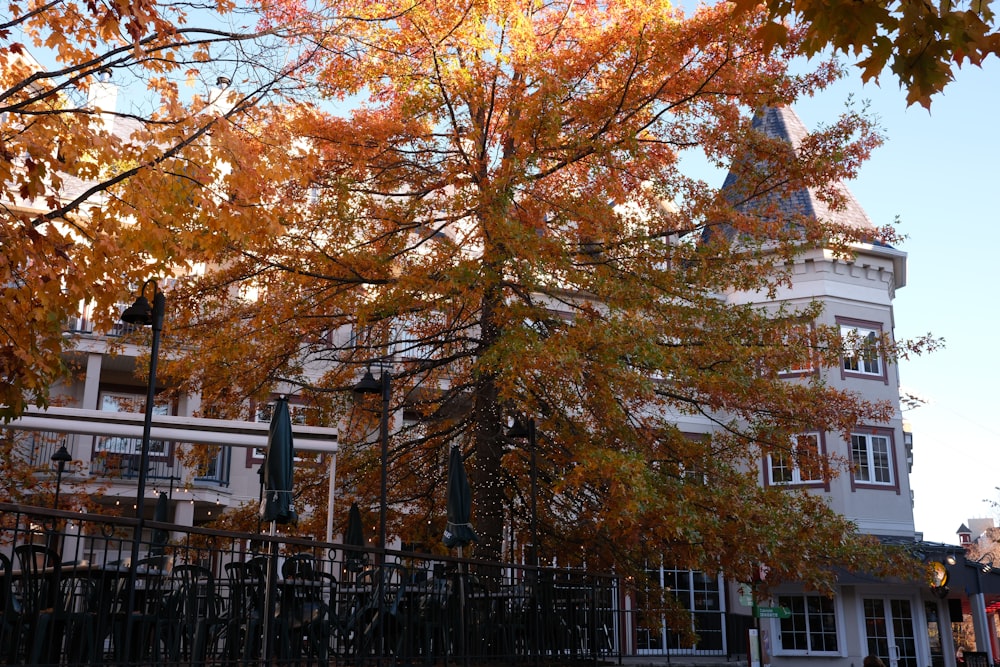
[720, 105, 877, 236]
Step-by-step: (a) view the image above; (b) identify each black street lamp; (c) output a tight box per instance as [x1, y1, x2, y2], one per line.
[120, 278, 165, 660]
[508, 416, 542, 662]
[506, 417, 540, 567]
[353, 367, 390, 559]
[50, 443, 72, 509]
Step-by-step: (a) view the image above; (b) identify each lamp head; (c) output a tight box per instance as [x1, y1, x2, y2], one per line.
[353, 369, 381, 394]
[121, 279, 165, 328]
[507, 418, 529, 439]
[121, 295, 153, 325]
[51, 444, 72, 465]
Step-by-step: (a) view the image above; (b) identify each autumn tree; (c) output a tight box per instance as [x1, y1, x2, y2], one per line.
[0, 0, 326, 420]
[733, 0, 1000, 107]
[87, 0, 933, 589]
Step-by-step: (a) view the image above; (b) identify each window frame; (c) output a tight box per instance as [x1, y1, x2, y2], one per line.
[94, 391, 172, 457]
[837, 317, 889, 384]
[772, 592, 844, 657]
[247, 399, 315, 465]
[777, 323, 818, 378]
[764, 432, 830, 490]
[849, 428, 900, 493]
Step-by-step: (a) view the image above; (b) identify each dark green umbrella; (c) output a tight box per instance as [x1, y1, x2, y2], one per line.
[261, 397, 297, 525]
[443, 445, 477, 549]
[344, 501, 367, 573]
[150, 491, 169, 555]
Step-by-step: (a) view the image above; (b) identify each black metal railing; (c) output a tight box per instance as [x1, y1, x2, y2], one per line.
[0, 502, 622, 666]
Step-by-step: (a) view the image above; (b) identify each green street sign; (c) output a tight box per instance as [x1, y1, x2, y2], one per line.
[753, 604, 791, 619]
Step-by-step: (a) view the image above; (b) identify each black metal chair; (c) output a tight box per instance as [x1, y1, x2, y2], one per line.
[350, 563, 408, 659]
[276, 553, 333, 665]
[964, 651, 991, 667]
[0, 553, 17, 663]
[404, 566, 452, 665]
[165, 564, 226, 666]
[12, 543, 66, 663]
[110, 553, 173, 662]
[223, 555, 268, 666]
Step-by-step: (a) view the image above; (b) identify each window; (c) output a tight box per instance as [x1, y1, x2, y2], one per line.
[778, 324, 815, 376]
[767, 433, 823, 485]
[95, 392, 169, 455]
[637, 567, 726, 654]
[777, 594, 839, 654]
[250, 401, 313, 461]
[840, 322, 883, 377]
[851, 432, 894, 486]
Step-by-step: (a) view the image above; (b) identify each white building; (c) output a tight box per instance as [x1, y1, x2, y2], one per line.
[1, 88, 957, 666]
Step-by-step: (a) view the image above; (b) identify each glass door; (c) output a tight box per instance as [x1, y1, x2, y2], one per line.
[864, 597, 919, 667]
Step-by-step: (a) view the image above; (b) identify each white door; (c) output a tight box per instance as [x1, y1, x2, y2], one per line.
[864, 597, 919, 667]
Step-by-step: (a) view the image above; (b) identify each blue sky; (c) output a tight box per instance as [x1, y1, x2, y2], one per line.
[793, 59, 1000, 544]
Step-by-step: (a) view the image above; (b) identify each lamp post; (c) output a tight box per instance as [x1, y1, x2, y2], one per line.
[51, 444, 72, 509]
[353, 367, 390, 559]
[506, 417, 540, 567]
[507, 416, 542, 662]
[120, 278, 165, 660]
[967, 554, 996, 665]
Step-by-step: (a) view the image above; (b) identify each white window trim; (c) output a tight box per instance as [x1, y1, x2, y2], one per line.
[771, 592, 846, 657]
[95, 391, 170, 455]
[251, 401, 312, 461]
[850, 431, 895, 486]
[778, 324, 816, 377]
[840, 322, 884, 378]
[766, 433, 823, 486]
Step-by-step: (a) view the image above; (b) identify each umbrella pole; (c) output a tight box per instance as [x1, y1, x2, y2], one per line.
[457, 545, 466, 665]
[262, 520, 277, 666]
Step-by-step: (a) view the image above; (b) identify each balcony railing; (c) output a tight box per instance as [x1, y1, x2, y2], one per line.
[17, 429, 230, 489]
[0, 502, 622, 666]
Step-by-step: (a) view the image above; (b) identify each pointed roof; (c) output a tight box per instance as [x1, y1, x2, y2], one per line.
[720, 105, 877, 235]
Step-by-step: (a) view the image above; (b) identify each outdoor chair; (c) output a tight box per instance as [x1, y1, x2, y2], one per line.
[109, 553, 174, 662]
[350, 563, 409, 659]
[12, 542, 103, 664]
[406, 566, 452, 665]
[165, 564, 227, 666]
[12, 543, 70, 664]
[223, 556, 268, 666]
[276, 553, 334, 665]
[0, 553, 17, 663]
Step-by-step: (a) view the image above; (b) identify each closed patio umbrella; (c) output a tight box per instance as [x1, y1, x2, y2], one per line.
[443, 445, 476, 658]
[344, 501, 367, 573]
[150, 491, 169, 555]
[261, 397, 297, 525]
[443, 445, 477, 550]
[260, 396, 297, 661]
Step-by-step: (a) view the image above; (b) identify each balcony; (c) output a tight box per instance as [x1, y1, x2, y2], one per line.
[17, 429, 230, 487]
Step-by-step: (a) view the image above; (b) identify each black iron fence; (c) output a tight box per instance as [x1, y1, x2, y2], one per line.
[0, 502, 622, 666]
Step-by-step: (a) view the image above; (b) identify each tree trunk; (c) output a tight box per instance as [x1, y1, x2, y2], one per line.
[471, 283, 506, 565]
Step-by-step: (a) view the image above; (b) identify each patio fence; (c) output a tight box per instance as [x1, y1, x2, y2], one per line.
[0, 502, 623, 666]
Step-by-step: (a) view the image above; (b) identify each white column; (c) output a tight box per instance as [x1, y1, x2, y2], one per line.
[77, 352, 104, 465]
[971, 587, 994, 663]
[174, 496, 195, 528]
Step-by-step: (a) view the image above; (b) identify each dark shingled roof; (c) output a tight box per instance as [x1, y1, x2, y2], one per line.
[58, 113, 144, 204]
[719, 105, 877, 236]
